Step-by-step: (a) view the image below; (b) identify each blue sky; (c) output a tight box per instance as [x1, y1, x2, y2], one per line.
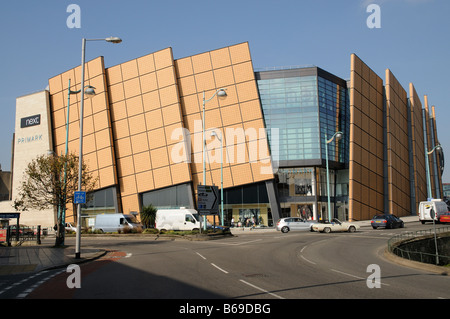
[1, 0, 449, 182]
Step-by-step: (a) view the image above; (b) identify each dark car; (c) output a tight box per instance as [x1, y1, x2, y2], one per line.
[371, 214, 404, 229]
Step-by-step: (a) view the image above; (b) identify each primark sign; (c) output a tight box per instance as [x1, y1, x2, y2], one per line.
[20, 114, 41, 128]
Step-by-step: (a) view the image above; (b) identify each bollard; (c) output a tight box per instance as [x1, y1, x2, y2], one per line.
[37, 225, 41, 244]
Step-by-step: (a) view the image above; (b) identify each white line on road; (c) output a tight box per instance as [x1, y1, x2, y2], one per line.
[196, 252, 206, 260]
[300, 255, 316, 265]
[330, 268, 365, 280]
[211, 263, 228, 274]
[330, 268, 390, 286]
[202, 239, 263, 246]
[239, 279, 285, 299]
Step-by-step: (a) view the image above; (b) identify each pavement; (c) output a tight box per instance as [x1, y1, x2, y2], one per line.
[0, 236, 106, 276]
[0, 215, 422, 276]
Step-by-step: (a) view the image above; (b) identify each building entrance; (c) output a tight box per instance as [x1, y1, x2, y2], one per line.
[280, 202, 316, 221]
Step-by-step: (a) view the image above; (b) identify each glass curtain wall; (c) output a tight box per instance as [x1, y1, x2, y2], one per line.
[256, 67, 350, 221]
[318, 76, 349, 163]
[141, 183, 193, 210]
[258, 75, 320, 161]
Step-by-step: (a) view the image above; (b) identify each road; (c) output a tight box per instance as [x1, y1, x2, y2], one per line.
[3, 222, 450, 303]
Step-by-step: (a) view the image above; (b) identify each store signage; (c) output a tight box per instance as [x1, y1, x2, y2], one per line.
[17, 134, 43, 144]
[20, 114, 41, 128]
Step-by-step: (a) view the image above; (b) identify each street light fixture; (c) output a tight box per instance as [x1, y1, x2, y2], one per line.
[325, 131, 343, 222]
[425, 143, 443, 265]
[75, 37, 122, 259]
[425, 144, 442, 199]
[54, 81, 96, 247]
[202, 88, 227, 230]
[211, 131, 224, 226]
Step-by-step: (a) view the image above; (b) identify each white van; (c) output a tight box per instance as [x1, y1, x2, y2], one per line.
[418, 200, 448, 224]
[155, 208, 206, 231]
[93, 214, 143, 233]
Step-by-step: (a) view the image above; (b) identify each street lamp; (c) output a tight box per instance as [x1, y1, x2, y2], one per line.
[425, 143, 443, 265]
[425, 144, 442, 199]
[202, 88, 227, 230]
[325, 131, 343, 222]
[75, 37, 122, 259]
[211, 131, 223, 226]
[58, 80, 96, 246]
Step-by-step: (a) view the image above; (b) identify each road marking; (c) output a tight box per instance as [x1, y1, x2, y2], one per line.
[331, 268, 365, 280]
[211, 263, 228, 274]
[330, 268, 390, 286]
[300, 255, 316, 265]
[0, 271, 45, 296]
[196, 252, 206, 260]
[239, 279, 284, 299]
[202, 239, 263, 246]
[16, 269, 65, 299]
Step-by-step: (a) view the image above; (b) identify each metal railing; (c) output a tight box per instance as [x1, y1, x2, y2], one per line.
[0, 225, 45, 246]
[387, 226, 450, 266]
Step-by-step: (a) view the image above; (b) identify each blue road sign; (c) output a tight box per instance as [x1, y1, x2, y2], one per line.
[74, 191, 86, 204]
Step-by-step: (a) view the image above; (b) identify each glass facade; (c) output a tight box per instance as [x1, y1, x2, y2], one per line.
[258, 75, 320, 161]
[141, 183, 193, 209]
[318, 76, 349, 163]
[256, 67, 350, 221]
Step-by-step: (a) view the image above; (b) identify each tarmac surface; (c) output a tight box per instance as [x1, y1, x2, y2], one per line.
[0, 215, 425, 276]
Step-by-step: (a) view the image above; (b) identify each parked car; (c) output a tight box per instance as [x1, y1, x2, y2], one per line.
[276, 217, 317, 233]
[371, 214, 404, 229]
[439, 212, 450, 223]
[65, 222, 77, 233]
[9, 224, 34, 236]
[311, 218, 359, 233]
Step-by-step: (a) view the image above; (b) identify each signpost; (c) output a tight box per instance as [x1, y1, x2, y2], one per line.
[74, 191, 86, 204]
[197, 185, 219, 215]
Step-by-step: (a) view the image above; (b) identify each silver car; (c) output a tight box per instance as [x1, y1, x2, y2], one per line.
[276, 217, 316, 233]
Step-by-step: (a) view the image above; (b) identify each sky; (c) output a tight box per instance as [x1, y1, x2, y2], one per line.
[0, 0, 449, 182]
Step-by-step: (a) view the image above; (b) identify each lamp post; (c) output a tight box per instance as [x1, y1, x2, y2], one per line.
[325, 131, 343, 222]
[425, 144, 442, 199]
[75, 36, 122, 259]
[61, 80, 95, 246]
[211, 131, 223, 226]
[425, 144, 443, 265]
[202, 88, 227, 230]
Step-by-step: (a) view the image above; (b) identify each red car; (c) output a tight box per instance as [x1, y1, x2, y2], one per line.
[439, 212, 450, 223]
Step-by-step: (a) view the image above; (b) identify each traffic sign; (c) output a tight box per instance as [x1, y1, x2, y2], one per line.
[74, 191, 86, 204]
[197, 185, 219, 215]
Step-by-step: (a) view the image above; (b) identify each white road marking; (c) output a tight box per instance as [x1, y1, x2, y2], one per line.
[196, 252, 206, 260]
[239, 279, 284, 299]
[211, 263, 228, 274]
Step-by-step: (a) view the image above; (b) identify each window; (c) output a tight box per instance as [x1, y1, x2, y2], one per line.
[141, 183, 192, 209]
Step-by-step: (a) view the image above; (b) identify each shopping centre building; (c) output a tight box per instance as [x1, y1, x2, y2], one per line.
[2, 42, 444, 228]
